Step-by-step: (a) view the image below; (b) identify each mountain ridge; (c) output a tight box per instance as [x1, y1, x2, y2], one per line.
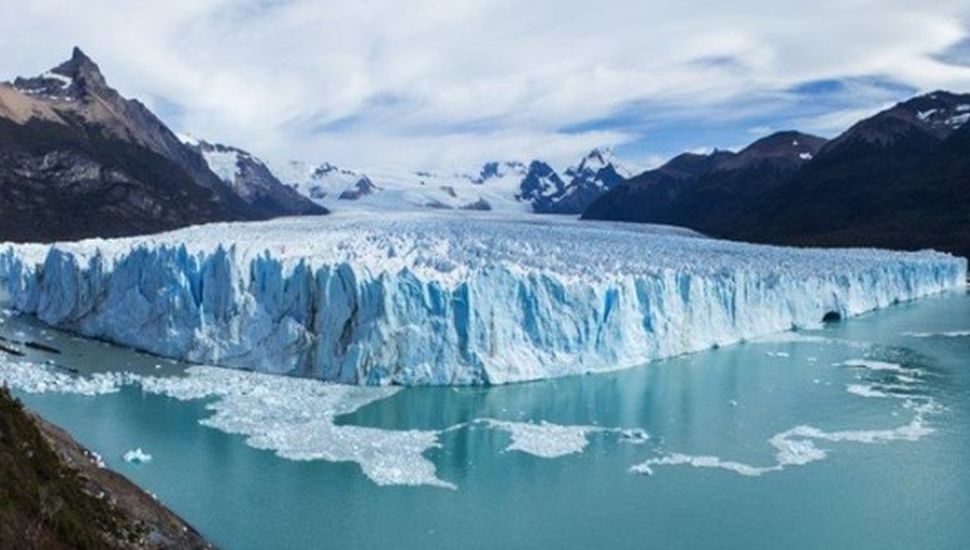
[0, 47, 323, 243]
[583, 91, 970, 258]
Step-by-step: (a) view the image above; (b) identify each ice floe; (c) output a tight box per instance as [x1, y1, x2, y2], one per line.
[1, 357, 453, 488]
[0, 357, 126, 395]
[477, 419, 646, 458]
[123, 448, 152, 464]
[633, 352, 939, 478]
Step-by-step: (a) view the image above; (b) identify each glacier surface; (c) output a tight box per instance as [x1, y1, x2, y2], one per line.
[0, 212, 965, 385]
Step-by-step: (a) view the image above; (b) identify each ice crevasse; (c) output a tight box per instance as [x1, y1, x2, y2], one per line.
[0, 213, 965, 385]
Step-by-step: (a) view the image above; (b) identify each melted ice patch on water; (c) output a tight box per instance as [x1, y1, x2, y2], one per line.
[0, 358, 126, 395]
[139, 366, 455, 489]
[0, 358, 454, 489]
[476, 419, 648, 459]
[472, 418, 650, 458]
[483, 420, 596, 458]
[632, 414, 933, 477]
[633, 352, 939, 478]
[1, 356, 655, 488]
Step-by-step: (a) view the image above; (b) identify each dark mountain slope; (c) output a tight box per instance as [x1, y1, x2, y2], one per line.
[0, 48, 323, 243]
[184, 138, 326, 217]
[727, 92, 970, 257]
[580, 150, 733, 223]
[583, 91, 970, 258]
[583, 131, 826, 230]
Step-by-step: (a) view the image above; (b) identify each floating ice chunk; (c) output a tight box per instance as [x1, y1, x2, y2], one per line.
[0, 357, 125, 395]
[765, 351, 790, 358]
[138, 366, 454, 488]
[123, 448, 152, 464]
[632, 414, 931, 478]
[631, 453, 768, 477]
[846, 384, 892, 398]
[482, 419, 600, 458]
[903, 330, 970, 338]
[633, 384, 938, 478]
[1, 359, 452, 488]
[479, 419, 647, 458]
[839, 359, 909, 373]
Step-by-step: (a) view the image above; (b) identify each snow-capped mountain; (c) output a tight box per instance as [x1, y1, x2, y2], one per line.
[268, 149, 632, 215]
[270, 160, 361, 202]
[0, 47, 323, 243]
[473, 161, 528, 184]
[180, 137, 325, 217]
[515, 161, 568, 207]
[536, 148, 633, 214]
[269, 159, 533, 213]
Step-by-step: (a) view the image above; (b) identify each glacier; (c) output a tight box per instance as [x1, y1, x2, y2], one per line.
[0, 211, 965, 385]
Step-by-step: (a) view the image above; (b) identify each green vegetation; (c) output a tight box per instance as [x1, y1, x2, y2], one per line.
[0, 386, 136, 548]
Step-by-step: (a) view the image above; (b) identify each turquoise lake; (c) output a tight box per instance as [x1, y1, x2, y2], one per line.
[3, 291, 969, 549]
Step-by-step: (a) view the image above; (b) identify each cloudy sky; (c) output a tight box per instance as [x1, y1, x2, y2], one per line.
[3, 0, 970, 172]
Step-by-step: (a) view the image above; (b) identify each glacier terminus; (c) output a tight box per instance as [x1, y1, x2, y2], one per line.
[0, 212, 964, 385]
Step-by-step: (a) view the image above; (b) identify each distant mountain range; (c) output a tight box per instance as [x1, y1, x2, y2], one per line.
[584, 91, 970, 258]
[0, 48, 323, 242]
[583, 131, 828, 233]
[5, 47, 970, 258]
[252, 147, 632, 215]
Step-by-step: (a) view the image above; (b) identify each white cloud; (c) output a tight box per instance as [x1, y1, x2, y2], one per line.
[2, 0, 970, 170]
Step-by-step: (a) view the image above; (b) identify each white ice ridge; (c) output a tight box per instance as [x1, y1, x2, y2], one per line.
[838, 359, 909, 373]
[477, 419, 648, 458]
[0, 212, 965, 385]
[903, 330, 970, 338]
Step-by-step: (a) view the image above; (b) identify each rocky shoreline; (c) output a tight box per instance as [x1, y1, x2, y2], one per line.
[0, 387, 212, 549]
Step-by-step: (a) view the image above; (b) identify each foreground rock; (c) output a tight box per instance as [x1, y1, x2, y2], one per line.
[0, 387, 211, 548]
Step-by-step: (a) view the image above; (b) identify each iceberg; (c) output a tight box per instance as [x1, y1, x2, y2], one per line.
[123, 448, 152, 464]
[0, 212, 965, 385]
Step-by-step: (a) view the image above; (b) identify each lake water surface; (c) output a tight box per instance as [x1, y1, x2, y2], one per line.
[3, 292, 969, 549]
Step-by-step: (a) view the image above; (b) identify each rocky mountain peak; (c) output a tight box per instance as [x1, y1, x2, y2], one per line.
[568, 147, 631, 180]
[13, 47, 107, 101]
[581, 147, 611, 166]
[475, 160, 527, 183]
[55, 47, 103, 80]
[825, 90, 970, 152]
[723, 131, 827, 169]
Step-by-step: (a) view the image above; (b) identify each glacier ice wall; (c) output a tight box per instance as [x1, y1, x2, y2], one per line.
[0, 213, 965, 385]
